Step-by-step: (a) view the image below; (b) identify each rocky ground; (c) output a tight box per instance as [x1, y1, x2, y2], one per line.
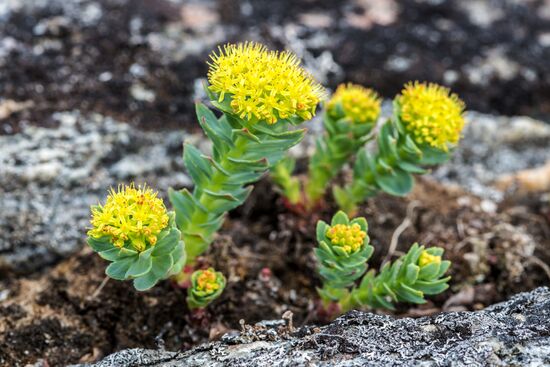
[1, 0, 550, 366]
[82, 287, 550, 367]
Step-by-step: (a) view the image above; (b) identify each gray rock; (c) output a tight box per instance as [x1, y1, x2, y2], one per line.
[432, 112, 550, 201]
[0, 111, 192, 274]
[83, 287, 550, 367]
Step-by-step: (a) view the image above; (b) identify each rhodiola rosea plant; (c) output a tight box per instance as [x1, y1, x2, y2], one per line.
[315, 211, 450, 316]
[85, 41, 459, 314]
[86, 42, 325, 308]
[273, 81, 466, 215]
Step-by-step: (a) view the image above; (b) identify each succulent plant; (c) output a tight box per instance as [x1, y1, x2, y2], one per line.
[315, 211, 373, 306]
[351, 243, 451, 311]
[170, 42, 325, 262]
[87, 184, 185, 291]
[272, 83, 381, 208]
[334, 82, 466, 215]
[187, 268, 226, 309]
[315, 211, 451, 315]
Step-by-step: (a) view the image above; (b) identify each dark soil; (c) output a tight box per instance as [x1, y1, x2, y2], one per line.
[0, 0, 203, 135]
[1, 178, 549, 366]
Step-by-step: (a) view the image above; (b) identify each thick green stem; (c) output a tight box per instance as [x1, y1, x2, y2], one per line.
[171, 103, 307, 265]
[271, 157, 301, 205]
[183, 135, 250, 261]
[305, 139, 345, 205]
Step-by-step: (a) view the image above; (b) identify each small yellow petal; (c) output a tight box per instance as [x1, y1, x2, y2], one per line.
[327, 83, 381, 124]
[88, 183, 168, 252]
[398, 81, 465, 151]
[207, 42, 325, 124]
[418, 250, 442, 267]
[326, 224, 367, 254]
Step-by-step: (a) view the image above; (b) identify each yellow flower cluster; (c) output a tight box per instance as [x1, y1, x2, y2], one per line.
[207, 42, 325, 124]
[418, 250, 442, 267]
[326, 223, 367, 254]
[196, 268, 221, 295]
[88, 184, 169, 252]
[327, 83, 381, 124]
[398, 82, 465, 151]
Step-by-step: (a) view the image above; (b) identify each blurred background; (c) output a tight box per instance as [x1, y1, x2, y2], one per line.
[1, 0, 550, 135]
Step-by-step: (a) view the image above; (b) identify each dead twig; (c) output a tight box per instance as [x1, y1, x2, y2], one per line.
[382, 201, 420, 269]
[527, 256, 550, 281]
[90, 276, 109, 299]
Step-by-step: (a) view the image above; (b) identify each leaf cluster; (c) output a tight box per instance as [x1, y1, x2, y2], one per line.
[315, 212, 450, 314]
[88, 212, 185, 291]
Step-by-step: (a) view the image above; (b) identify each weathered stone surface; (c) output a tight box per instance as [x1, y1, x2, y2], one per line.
[432, 112, 550, 201]
[0, 111, 192, 273]
[83, 287, 550, 367]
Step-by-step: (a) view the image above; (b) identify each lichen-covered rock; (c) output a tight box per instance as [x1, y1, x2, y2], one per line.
[432, 112, 550, 201]
[0, 111, 191, 274]
[83, 287, 550, 367]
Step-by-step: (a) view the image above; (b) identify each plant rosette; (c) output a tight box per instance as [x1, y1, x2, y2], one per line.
[87, 184, 185, 291]
[351, 243, 451, 311]
[315, 211, 374, 304]
[187, 268, 226, 309]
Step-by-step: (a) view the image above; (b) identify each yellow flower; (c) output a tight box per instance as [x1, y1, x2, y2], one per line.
[88, 184, 169, 252]
[195, 268, 221, 295]
[397, 81, 465, 151]
[326, 223, 367, 254]
[418, 250, 442, 267]
[207, 42, 325, 124]
[327, 83, 381, 124]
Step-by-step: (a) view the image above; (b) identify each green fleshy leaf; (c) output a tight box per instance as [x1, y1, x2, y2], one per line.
[87, 237, 112, 252]
[98, 248, 124, 262]
[426, 247, 444, 256]
[196, 103, 233, 147]
[350, 217, 368, 233]
[169, 241, 186, 266]
[184, 144, 213, 187]
[418, 262, 440, 280]
[106, 257, 134, 280]
[374, 293, 395, 310]
[418, 145, 450, 165]
[405, 263, 420, 283]
[375, 168, 414, 196]
[414, 277, 450, 295]
[331, 211, 350, 226]
[332, 246, 350, 257]
[397, 160, 427, 174]
[133, 272, 159, 291]
[151, 255, 174, 279]
[395, 283, 426, 304]
[118, 247, 139, 258]
[437, 260, 451, 277]
[318, 241, 334, 256]
[126, 250, 153, 278]
[382, 283, 398, 302]
[152, 227, 180, 256]
[168, 242, 186, 276]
